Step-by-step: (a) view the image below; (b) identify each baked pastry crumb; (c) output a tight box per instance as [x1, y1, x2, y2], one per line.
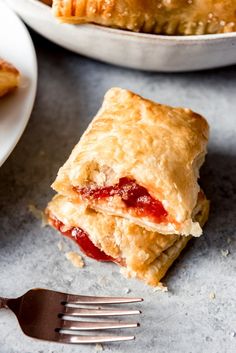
[120, 267, 131, 279]
[57, 240, 64, 252]
[95, 343, 104, 351]
[99, 276, 109, 286]
[153, 283, 168, 293]
[221, 249, 230, 257]
[28, 204, 48, 227]
[209, 292, 216, 300]
[65, 251, 85, 268]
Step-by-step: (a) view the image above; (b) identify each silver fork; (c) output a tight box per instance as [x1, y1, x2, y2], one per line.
[0, 288, 143, 344]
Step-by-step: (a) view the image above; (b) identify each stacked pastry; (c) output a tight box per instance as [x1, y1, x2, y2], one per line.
[46, 88, 209, 286]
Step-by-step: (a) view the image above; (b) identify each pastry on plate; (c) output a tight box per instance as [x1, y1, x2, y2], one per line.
[52, 88, 209, 237]
[52, 0, 236, 35]
[0, 59, 20, 98]
[46, 191, 209, 286]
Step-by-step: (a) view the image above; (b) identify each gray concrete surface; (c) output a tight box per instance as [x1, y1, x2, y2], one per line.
[0, 32, 236, 353]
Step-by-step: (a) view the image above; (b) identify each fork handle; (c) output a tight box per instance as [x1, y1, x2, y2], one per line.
[0, 297, 8, 309]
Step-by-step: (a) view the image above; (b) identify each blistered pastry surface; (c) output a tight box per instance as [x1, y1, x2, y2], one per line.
[53, 0, 236, 35]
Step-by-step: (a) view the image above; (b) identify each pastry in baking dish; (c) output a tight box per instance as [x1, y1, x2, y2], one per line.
[52, 88, 209, 237]
[52, 0, 236, 35]
[46, 191, 209, 286]
[0, 59, 20, 98]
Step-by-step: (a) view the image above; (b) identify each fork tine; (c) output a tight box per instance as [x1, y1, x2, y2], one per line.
[58, 333, 135, 344]
[65, 294, 143, 305]
[63, 307, 141, 317]
[61, 319, 139, 330]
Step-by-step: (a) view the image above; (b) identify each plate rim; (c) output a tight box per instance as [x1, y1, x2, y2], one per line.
[0, 1, 38, 167]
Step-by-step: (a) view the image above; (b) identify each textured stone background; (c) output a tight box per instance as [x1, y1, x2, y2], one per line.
[0, 32, 236, 353]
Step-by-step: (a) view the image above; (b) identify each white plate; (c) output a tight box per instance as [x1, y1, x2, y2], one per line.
[0, 1, 37, 167]
[5, 0, 236, 72]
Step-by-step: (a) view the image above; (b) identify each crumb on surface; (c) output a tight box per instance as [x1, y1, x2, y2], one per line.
[28, 204, 48, 227]
[153, 283, 168, 292]
[120, 267, 132, 279]
[230, 331, 236, 338]
[221, 249, 230, 257]
[124, 288, 131, 294]
[95, 343, 104, 351]
[65, 252, 84, 268]
[209, 292, 216, 300]
[57, 240, 64, 252]
[99, 276, 109, 285]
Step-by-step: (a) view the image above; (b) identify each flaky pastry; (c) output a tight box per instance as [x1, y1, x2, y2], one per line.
[52, 88, 209, 237]
[52, 0, 236, 35]
[46, 191, 209, 286]
[0, 59, 20, 98]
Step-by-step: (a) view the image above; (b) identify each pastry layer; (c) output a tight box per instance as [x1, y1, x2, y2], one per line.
[0, 59, 20, 98]
[46, 192, 209, 286]
[52, 88, 209, 236]
[53, 0, 236, 35]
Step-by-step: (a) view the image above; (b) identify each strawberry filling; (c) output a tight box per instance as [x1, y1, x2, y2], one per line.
[75, 177, 168, 222]
[50, 217, 114, 262]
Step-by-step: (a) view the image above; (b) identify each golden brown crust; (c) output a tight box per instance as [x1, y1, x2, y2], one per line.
[47, 194, 178, 268]
[123, 234, 191, 286]
[130, 192, 209, 286]
[52, 88, 209, 236]
[46, 192, 209, 286]
[53, 0, 236, 35]
[0, 59, 20, 98]
[41, 0, 53, 5]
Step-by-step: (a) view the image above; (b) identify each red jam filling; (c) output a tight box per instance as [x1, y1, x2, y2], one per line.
[51, 217, 114, 262]
[75, 177, 168, 222]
